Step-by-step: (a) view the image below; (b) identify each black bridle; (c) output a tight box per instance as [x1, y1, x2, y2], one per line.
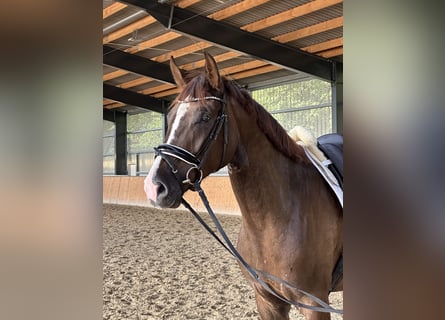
[154, 95, 228, 188]
[152, 93, 343, 315]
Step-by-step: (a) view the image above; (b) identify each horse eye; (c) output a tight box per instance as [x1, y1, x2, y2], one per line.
[201, 113, 211, 123]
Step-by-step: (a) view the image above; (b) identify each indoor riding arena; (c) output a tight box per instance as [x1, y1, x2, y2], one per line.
[103, 0, 343, 319]
[103, 203, 343, 319]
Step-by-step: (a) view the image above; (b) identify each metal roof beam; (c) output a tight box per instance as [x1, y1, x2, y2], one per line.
[103, 83, 164, 113]
[103, 108, 118, 122]
[120, 0, 335, 81]
[103, 45, 175, 84]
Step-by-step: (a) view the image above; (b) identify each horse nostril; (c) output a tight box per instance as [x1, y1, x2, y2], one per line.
[157, 182, 166, 196]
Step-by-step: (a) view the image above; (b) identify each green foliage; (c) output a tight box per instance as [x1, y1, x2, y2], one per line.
[127, 112, 163, 154]
[252, 79, 331, 110]
[127, 112, 162, 132]
[252, 79, 332, 137]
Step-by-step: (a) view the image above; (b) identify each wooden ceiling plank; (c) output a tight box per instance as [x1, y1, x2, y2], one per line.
[273, 16, 343, 43]
[103, 2, 128, 19]
[242, 0, 343, 32]
[103, 16, 156, 44]
[220, 60, 268, 76]
[103, 99, 115, 106]
[152, 87, 180, 98]
[318, 47, 343, 58]
[103, 69, 128, 81]
[230, 65, 281, 80]
[208, 0, 272, 20]
[151, 42, 213, 62]
[139, 83, 176, 95]
[176, 0, 202, 8]
[180, 51, 242, 70]
[104, 102, 126, 109]
[302, 37, 343, 53]
[119, 77, 152, 89]
[126, 32, 182, 54]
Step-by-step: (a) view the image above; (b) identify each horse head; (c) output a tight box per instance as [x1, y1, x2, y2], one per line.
[144, 53, 242, 208]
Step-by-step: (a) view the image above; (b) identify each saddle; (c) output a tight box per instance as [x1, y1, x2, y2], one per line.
[317, 133, 343, 188]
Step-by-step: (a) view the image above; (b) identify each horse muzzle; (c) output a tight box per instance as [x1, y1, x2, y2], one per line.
[144, 158, 183, 208]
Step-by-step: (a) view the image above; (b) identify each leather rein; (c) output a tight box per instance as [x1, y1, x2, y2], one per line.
[152, 94, 343, 315]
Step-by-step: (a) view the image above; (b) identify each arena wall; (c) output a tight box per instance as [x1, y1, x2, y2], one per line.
[103, 176, 241, 215]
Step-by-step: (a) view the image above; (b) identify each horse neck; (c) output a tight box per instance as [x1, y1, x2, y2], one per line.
[228, 107, 312, 227]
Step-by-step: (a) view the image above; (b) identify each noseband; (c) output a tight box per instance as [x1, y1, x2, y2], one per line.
[154, 94, 228, 188]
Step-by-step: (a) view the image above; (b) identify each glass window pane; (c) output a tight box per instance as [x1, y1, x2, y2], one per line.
[103, 120, 115, 135]
[137, 152, 157, 175]
[103, 136, 115, 156]
[103, 120, 115, 174]
[103, 155, 115, 175]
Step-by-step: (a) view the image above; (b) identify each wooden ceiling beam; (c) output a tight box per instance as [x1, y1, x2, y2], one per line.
[242, 0, 343, 33]
[103, 2, 128, 19]
[273, 16, 343, 43]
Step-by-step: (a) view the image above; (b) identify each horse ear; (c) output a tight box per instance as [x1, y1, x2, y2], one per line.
[170, 56, 186, 88]
[204, 52, 222, 91]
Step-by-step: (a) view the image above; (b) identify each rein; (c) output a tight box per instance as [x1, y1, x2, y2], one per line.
[181, 183, 343, 315]
[153, 94, 342, 315]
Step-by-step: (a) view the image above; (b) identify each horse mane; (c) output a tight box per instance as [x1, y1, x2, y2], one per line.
[223, 78, 309, 164]
[171, 70, 308, 164]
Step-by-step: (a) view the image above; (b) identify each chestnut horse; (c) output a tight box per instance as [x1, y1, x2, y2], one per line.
[144, 53, 342, 320]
